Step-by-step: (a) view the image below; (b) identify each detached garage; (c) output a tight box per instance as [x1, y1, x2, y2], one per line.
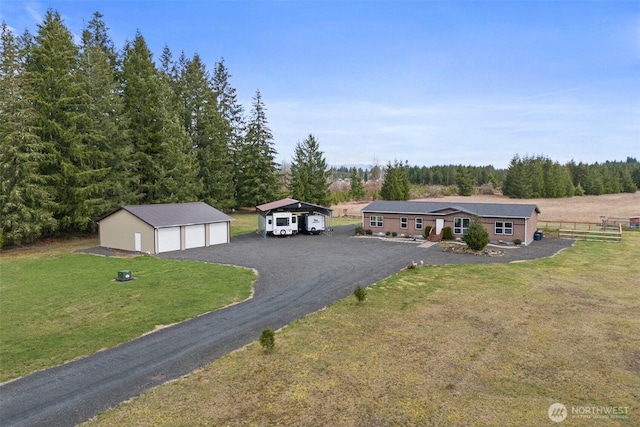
[98, 202, 232, 254]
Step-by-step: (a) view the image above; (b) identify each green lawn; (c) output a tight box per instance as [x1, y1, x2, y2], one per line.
[0, 254, 255, 382]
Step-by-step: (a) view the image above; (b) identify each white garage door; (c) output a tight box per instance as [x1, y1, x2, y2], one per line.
[158, 227, 181, 253]
[209, 222, 228, 245]
[185, 224, 206, 249]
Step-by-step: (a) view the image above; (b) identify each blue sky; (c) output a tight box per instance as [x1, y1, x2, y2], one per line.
[2, 1, 639, 168]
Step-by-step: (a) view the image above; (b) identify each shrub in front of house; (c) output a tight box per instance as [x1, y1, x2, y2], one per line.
[513, 238, 522, 246]
[365, 229, 373, 235]
[424, 225, 432, 238]
[442, 226, 453, 240]
[391, 232, 397, 237]
[463, 217, 489, 251]
[355, 226, 364, 235]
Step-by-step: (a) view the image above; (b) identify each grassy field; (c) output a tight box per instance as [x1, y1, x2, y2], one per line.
[0, 253, 255, 382]
[85, 233, 640, 426]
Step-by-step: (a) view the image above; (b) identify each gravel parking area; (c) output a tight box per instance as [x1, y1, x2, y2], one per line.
[160, 225, 574, 297]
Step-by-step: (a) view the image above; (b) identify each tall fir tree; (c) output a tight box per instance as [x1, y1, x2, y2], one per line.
[26, 9, 105, 232]
[78, 12, 136, 210]
[349, 167, 365, 200]
[121, 31, 163, 202]
[212, 58, 245, 201]
[380, 160, 411, 200]
[289, 134, 331, 206]
[0, 23, 57, 245]
[177, 54, 235, 208]
[455, 166, 474, 196]
[236, 90, 280, 206]
[122, 33, 201, 203]
[156, 57, 202, 202]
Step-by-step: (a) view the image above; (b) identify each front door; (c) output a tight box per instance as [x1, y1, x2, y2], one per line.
[134, 232, 142, 252]
[435, 218, 444, 235]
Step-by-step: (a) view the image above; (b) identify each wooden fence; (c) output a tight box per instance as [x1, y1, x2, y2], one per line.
[538, 221, 623, 242]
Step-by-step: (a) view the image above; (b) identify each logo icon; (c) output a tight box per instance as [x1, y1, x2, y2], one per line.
[548, 402, 567, 423]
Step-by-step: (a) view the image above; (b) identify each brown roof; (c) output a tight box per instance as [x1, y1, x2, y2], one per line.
[99, 202, 233, 228]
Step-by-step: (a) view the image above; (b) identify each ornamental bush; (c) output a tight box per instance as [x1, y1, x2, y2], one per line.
[442, 226, 453, 240]
[463, 217, 489, 250]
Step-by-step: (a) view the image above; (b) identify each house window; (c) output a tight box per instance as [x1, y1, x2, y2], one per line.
[495, 221, 513, 235]
[415, 217, 423, 230]
[400, 217, 408, 229]
[454, 217, 470, 234]
[370, 215, 383, 227]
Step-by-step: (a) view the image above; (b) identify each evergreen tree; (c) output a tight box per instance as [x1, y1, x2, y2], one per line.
[212, 58, 245, 200]
[237, 90, 280, 206]
[380, 160, 411, 200]
[349, 167, 365, 200]
[122, 33, 200, 203]
[78, 12, 136, 210]
[463, 217, 489, 251]
[156, 63, 202, 202]
[121, 31, 162, 202]
[0, 23, 57, 245]
[455, 166, 474, 196]
[26, 10, 105, 232]
[177, 54, 235, 208]
[289, 134, 331, 206]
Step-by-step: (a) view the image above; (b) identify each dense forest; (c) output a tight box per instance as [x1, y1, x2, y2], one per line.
[1, 11, 288, 246]
[1, 10, 638, 247]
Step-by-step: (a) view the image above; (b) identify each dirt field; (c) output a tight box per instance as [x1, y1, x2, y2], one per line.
[333, 192, 640, 223]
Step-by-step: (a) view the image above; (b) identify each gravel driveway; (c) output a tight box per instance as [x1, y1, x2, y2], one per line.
[0, 225, 572, 427]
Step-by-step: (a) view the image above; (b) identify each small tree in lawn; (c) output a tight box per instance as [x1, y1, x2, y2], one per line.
[463, 217, 489, 251]
[353, 285, 367, 304]
[259, 328, 275, 354]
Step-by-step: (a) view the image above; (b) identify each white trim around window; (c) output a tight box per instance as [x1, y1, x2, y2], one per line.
[415, 217, 423, 230]
[454, 217, 470, 234]
[495, 221, 513, 235]
[400, 217, 408, 229]
[370, 215, 384, 228]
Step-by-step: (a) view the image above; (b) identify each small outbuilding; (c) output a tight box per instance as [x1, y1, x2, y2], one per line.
[361, 200, 540, 245]
[256, 198, 333, 238]
[98, 202, 232, 254]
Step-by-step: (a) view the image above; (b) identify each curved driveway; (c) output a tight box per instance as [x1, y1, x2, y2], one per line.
[0, 226, 572, 427]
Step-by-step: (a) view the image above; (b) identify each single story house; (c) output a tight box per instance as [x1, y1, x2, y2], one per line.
[256, 198, 333, 238]
[361, 200, 540, 245]
[98, 202, 232, 254]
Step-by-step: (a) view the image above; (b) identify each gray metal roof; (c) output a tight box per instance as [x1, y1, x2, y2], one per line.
[256, 198, 332, 216]
[361, 200, 540, 219]
[101, 202, 233, 228]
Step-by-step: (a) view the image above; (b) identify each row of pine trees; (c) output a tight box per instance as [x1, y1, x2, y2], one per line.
[1, 11, 332, 246]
